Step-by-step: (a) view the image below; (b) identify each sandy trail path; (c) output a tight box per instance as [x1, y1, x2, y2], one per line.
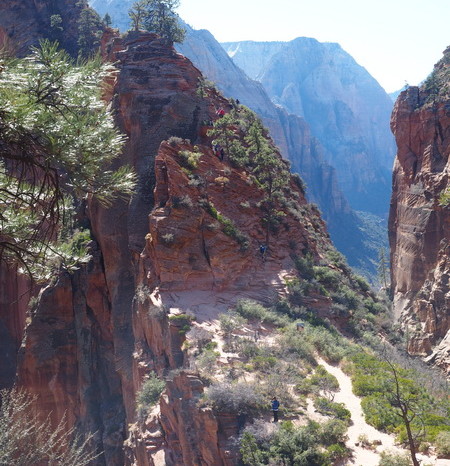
[318, 358, 450, 466]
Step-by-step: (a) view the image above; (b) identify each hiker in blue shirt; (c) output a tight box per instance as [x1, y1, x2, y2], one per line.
[271, 396, 279, 422]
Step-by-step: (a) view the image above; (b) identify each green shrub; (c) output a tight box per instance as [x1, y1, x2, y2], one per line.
[234, 299, 290, 326]
[137, 373, 165, 410]
[313, 266, 341, 290]
[219, 312, 246, 339]
[313, 398, 351, 422]
[378, 451, 412, 466]
[206, 381, 264, 414]
[278, 329, 316, 365]
[294, 254, 315, 280]
[235, 339, 261, 360]
[435, 431, 450, 457]
[251, 355, 277, 372]
[310, 366, 340, 397]
[178, 149, 202, 170]
[326, 443, 349, 461]
[196, 348, 219, 373]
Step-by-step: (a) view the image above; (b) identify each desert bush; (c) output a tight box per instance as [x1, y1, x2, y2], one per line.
[278, 329, 316, 365]
[294, 378, 315, 395]
[160, 232, 175, 245]
[178, 149, 202, 170]
[318, 418, 349, 444]
[196, 348, 219, 374]
[435, 431, 450, 457]
[0, 389, 98, 465]
[169, 313, 194, 334]
[240, 419, 348, 465]
[137, 373, 165, 411]
[206, 381, 264, 414]
[352, 274, 371, 292]
[235, 338, 262, 360]
[326, 442, 350, 461]
[378, 451, 413, 466]
[234, 299, 290, 326]
[305, 326, 349, 363]
[167, 136, 184, 146]
[313, 266, 341, 290]
[310, 366, 340, 399]
[293, 254, 315, 280]
[313, 397, 351, 422]
[251, 355, 277, 372]
[172, 194, 194, 209]
[219, 312, 246, 340]
[186, 326, 213, 352]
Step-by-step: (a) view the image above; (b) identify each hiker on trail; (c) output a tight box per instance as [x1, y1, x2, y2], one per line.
[220, 147, 225, 161]
[216, 107, 225, 117]
[213, 142, 221, 159]
[271, 397, 279, 422]
[259, 244, 267, 261]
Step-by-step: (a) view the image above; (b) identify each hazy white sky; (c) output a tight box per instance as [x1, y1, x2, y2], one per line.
[178, 0, 449, 92]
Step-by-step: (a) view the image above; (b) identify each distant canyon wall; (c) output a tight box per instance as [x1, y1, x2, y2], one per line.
[223, 39, 396, 216]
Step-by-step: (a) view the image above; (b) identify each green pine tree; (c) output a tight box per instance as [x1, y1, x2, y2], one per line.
[0, 40, 135, 279]
[77, 5, 103, 58]
[129, 0, 185, 44]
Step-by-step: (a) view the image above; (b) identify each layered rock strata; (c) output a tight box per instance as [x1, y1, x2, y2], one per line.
[389, 47, 450, 373]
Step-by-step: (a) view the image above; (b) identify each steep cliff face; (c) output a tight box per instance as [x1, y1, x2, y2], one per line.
[0, 264, 31, 389]
[0, 0, 86, 56]
[9, 31, 214, 465]
[389, 47, 450, 373]
[223, 38, 396, 216]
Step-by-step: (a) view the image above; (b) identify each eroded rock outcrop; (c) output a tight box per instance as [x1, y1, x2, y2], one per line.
[389, 47, 450, 373]
[10, 31, 215, 465]
[177, 26, 378, 276]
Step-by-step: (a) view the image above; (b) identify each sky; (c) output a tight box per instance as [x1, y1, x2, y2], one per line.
[177, 0, 450, 93]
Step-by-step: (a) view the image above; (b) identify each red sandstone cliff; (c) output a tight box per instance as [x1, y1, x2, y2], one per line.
[2, 25, 338, 466]
[8, 31, 215, 465]
[389, 46, 450, 373]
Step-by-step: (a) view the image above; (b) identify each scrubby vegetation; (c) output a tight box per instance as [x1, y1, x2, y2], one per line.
[136, 372, 166, 418]
[0, 389, 98, 465]
[239, 419, 349, 465]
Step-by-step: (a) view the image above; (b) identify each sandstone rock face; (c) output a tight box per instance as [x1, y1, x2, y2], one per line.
[142, 139, 325, 295]
[9, 31, 215, 465]
[389, 49, 450, 373]
[159, 372, 238, 466]
[223, 38, 396, 216]
[17, 246, 126, 465]
[0, 264, 31, 389]
[0, 0, 86, 56]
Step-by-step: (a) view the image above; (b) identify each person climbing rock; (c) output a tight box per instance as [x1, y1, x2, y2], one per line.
[213, 142, 221, 159]
[216, 107, 225, 117]
[259, 244, 267, 261]
[271, 396, 279, 422]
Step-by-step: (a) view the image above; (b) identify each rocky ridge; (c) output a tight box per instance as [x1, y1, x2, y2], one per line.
[223, 38, 396, 216]
[177, 25, 377, 277]
[1, 25, 346, 465]
[389, 47, 450, 373]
